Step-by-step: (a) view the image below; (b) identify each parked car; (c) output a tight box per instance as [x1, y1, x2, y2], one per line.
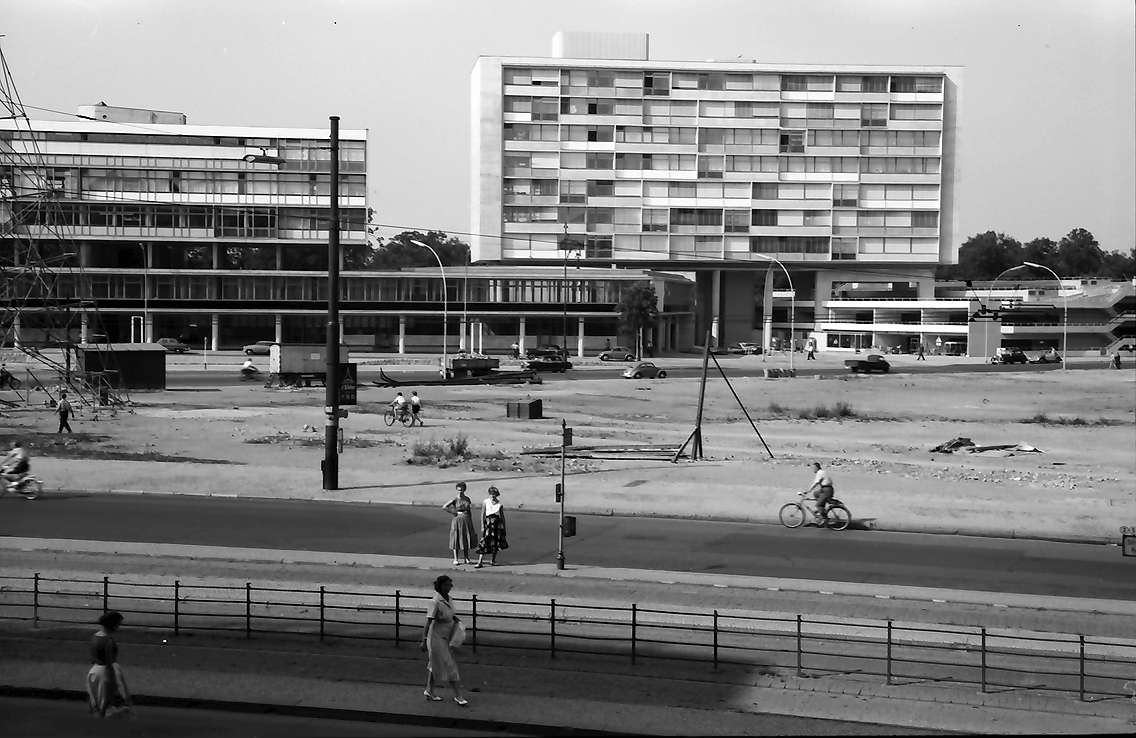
[990, 347, 1028, 365]
[156, 337, 190, 353]
[522, 357, 572, 373]
[599, 346, 636, 361]
[1031, 348, 1062, 364]
[727, 342, 761, 355]
[622, 361, 667, 379]
[844, 354, 891, 373]
[243, 340, 277, 356]
[527, 344, 567, 360]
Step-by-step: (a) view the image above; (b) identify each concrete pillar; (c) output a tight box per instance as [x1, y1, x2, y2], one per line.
[459, 318, 467, 351]
[398, 315, 406, 354]
[577, 317, 585, 358]
[13, 314, 21, 348]
[80, 313, 89, 343]
[210, 313, 220, 352]
[79, 242, 93, 268]
[518, 316, 526, 355]
[477, 322, 484, 353]
[710, 270, 722, 348]
[274, 314, 283, 344]
[144, 314, 154, 343]
[212, 243, 222, 269]
[275, 244, 284, 270]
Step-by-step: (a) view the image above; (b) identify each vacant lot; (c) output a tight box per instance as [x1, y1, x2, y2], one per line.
[3, 368, 1133, 540]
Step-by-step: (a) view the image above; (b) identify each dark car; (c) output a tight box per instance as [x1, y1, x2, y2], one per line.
[156, 337, 190, 353]
[844, 354, 891, 373]
[991, 347, 1028, 365]
[622, 361, 667, 379]
[522, 357, 572, 373]
[243, 340, 276, 356]
[527, 344, 568, 360]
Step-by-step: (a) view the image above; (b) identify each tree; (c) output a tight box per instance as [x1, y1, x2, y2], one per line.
[1021, 236, 1058, 270]
[1054, 227, 1104, 277]
[936, 231, 1022, 281]
[616, 283, 658, 357]
[1100, 247, 1136, 280]
[370, 230, 470, 268]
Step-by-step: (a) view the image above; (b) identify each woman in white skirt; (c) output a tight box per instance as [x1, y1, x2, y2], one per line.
[419, 574, 468, 706]
[443, 482, 478, 565]
[87, 610, 132, 717]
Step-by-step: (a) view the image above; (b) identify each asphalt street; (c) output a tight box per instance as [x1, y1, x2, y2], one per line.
[2, 494, 1131, 600]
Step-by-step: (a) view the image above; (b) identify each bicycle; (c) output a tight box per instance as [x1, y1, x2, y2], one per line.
[384, 406, 413, 427]
[1, 473, 44, 500]
[779, 490, 851, 531]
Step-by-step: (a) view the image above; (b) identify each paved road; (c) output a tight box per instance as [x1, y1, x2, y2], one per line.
[2, 495, 1131, 600]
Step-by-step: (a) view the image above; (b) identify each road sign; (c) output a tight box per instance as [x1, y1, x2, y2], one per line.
[555, 483, 563, 503]
[562, 515, 577, 538]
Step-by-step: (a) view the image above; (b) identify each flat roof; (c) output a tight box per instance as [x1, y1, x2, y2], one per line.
[475, 56, 962, 75]
[0, 118, 367, 141]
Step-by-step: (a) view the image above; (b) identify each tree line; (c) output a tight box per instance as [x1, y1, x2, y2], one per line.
[936, 227, 1135, 282]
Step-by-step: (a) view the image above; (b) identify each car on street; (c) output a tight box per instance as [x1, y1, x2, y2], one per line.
[522, 357, 572, 373]
[243, 340, 277, 356]
[1031, 348, 1062, 364]
[844, 354, 891, 373]
[156, 337, 190, 353]
[526, 344, 567, 360]
[990, 347, 1028, 365]
[728, 342, 760, 355]
[622, 361, 667, 379]
[599, 346, 636, 361]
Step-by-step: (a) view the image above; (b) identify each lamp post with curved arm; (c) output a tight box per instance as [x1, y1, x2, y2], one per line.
[411, 239, 448, 377]
[1023, 261, 1067, 371]
[752, 253, 795, 372]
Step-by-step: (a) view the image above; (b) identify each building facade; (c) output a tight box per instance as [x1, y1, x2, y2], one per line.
[471, 32, 963, 350]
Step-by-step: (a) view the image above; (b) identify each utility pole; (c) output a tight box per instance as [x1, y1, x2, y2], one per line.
[323, 116, 341, 491]
[561, 224, 568, 360]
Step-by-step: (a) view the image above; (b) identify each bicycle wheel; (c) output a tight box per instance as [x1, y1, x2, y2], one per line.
[778, 502, 806, 528]
[827, 505, 851, 531]
[400, 412, 413, 427]
[384, 408, 396, 427]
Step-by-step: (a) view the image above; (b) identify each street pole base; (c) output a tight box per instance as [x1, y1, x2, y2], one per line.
[556, 553, 565, 571]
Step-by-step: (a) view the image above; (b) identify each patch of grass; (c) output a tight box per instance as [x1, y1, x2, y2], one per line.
[767, 402, 786, 414]
[408, 434, 472, 467]
[1020, 413, 1126, 427]
[245, 432, 384, 448]
[794, 401, 858, 420]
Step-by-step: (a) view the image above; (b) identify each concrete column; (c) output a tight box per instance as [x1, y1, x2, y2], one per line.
[459, 318, 467, 351]
[577, 317, 585, 358]
[275, 244, 284, 270]
[477, 322, 484, 353]
[398, 315, 406, 354]
[12, 314, 20, 348]
[274, 314, 283, 344]
[80, 313, 89, 343]
[79, 242, 93, 268]
[518, 316, 526, 355]
[710, 269, 722, 348]
[212, 243, 222, 269]
[144, 314, 154, 343]
[210, 313, 220, 352]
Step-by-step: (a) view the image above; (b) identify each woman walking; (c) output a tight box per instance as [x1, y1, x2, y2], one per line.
[87, 611, 132, 718]
[419, 575, 469, 706]
[443, 482, 478, 565]
[474, 486, 508, 568]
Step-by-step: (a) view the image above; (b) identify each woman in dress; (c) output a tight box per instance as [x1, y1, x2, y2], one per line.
[419, 574, 468, 706]
[474, 486, 508, 568]
[87, 610, 132, 718]
[443, 482, 478, 565]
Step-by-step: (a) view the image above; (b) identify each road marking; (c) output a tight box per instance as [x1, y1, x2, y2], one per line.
[713, 583, 727, 588]
[874, 594, 890, 599]
[766, 587, 780, 591]
[819, 590, 834, 595]
[932, 599, 947, 603]
[993, 603, 1008, 608]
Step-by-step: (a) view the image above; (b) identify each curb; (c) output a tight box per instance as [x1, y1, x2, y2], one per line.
[0, 685, 629, 736]
[50, 486, 1118, 546]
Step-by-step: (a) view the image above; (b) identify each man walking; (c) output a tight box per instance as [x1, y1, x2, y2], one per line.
[56, 391, 73, 433]
[917, 343, 926, 361]
[410, 391, 424, 426]
[805, 337, 817, 361]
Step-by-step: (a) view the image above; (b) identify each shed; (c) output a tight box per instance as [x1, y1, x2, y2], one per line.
[76, 343, 168, 390]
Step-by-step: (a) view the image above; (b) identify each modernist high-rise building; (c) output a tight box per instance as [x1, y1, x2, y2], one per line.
[472, 32, 963, 349]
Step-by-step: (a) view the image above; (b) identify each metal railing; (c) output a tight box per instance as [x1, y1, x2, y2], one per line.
[1, 573, 1133, 703]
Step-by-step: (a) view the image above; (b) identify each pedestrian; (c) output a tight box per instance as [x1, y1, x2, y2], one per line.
[917, 343, 926, 361]
[1111, 352, 1122, 370]
[443, 482, 478, 565]
[410, 391, 424, 426]
[805, 337, 816, 361]
[510, 341, 519, 359]
[56, 391, 73, 433]
[604, 338, 612, 351]
[87, 610, 132, 718]
[474, 486, 508, 568]
[420, 574, 469, 706]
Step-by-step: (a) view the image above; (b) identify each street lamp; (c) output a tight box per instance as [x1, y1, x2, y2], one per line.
[1022, 261, 1068, 371]
[242, 148, 286, 166]
[411, 239, 448, 377]
[752, 254, 795, 372]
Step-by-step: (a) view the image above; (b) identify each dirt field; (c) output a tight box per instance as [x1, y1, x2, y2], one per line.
[3, 367, 1134, 541]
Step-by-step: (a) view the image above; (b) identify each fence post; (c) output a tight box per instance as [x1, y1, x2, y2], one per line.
[795, 614, 803, 676]
[471, 594, 478, 653]
[885, 620, 893, 685]
[33, 573, 39, 626]
[712, 610, 719, 671]
[631, 604, 637, 664]
[173, 580, 180, 636]
[550, 599, 556, 659]
[980, 627, 986, 693]
[102, 575, 109, 613]
[319, 586, 325, 642]
[1079, 635, 1085, 701]
[394, 590, 400, 646]
[245, 582, 251, 638]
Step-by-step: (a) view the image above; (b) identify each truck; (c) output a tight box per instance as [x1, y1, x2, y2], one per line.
[269, 344, 351, 387]
[844, 354, 891, 373]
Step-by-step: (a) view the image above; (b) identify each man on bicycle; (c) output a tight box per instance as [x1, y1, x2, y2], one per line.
[1, 440, 32, 494]
[806, 461, 835, 523]
[390, 391, 409, 422]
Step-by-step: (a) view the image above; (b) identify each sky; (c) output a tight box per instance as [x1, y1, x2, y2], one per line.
[2, 0, 1133, 255]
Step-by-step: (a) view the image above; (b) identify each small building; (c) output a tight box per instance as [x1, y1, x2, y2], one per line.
[76, 343, 167, 389]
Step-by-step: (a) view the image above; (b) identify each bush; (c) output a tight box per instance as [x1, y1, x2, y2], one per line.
[798, 402, 856, 420]
[767, 402, 786, 414]
[409, 434, 471, 466]
[1021, 413, 1120, 426]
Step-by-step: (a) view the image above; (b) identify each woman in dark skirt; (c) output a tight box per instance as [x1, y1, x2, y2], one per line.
[474, 486, 507, 568]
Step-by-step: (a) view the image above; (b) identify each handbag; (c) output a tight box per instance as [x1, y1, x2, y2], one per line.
[449, 619, 466, 648]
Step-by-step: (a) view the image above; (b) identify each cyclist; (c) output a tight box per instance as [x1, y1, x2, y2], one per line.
[1, 440, 33, 497]
[806, 461, 835, 524]
[390, 391, 409, 422]
[409, 391, 423, 426]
